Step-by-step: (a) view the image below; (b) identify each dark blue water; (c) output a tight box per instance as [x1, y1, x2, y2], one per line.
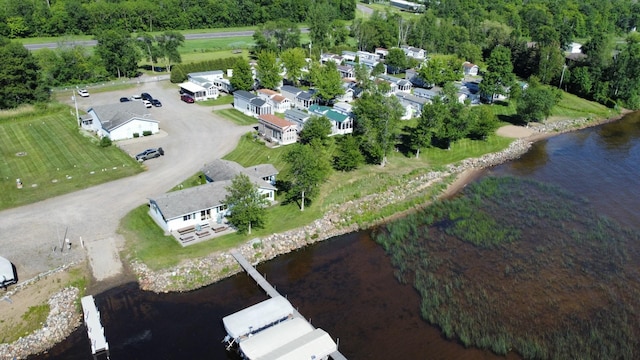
[30, 112, 640, 360]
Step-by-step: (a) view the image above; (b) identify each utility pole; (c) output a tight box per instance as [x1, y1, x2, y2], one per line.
[72, 90, 80, 127]
[558, 63, 567, 89]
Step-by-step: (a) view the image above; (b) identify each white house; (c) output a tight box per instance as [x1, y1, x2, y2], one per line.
[258, 114, 298, 145]
[340, 51, 356, 62]
[257, 89, 292, 113]
[233, 90, 273, 117]
[401, 45, 426, 61]
[333, 102, 353, 116]
[281, 85, 317, 110]
[85, 102, 159, 141]
[309, 104, 353, 135]
[179, 81, 219, 101]
[377, 74, 412, 93]
[462, 62, 479, 76]
[394, 92, 430, 119]
[375, 47, 389, 59]
[181, 71, 225, 100]
[320, 53, 344, 65]
[148, 159, 278, 234]
[336, 64, 355, 79]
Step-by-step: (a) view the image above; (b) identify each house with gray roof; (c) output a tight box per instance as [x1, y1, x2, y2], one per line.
[395, 92, 430, 119]
[377, 74, 412, 93]
[281, 85, 317, 110]
[234, 90, 273, 117]
[284, 108, 311, 131]
[148, 159, 278, 236]
[85, 101, 159, 141]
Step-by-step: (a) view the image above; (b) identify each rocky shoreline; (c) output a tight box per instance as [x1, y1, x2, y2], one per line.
[0, 114, 623, 359]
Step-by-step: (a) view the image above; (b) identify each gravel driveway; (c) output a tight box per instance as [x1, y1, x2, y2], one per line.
[0, 77, 252, 282]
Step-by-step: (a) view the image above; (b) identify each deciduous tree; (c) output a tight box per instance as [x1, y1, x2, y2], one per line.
[231, 58, 254, 91]
[299, 116, 332, 145]
[0, 38, 49, 109]
[284, 143, 331, 211]
[280, 47, 306, 85]
[517, 81, 562, 124]
[224, 173, 269, 235]
[479, 45, 515, 103]
[94, 29, 141, 78]
[256, 50, 282, 90]
[333, 135, 364, 171]
[385, 48, 407, 74]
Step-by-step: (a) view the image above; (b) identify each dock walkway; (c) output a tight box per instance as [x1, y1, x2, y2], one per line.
[81, 295, 110, 360]
[230, 250, 347, 360]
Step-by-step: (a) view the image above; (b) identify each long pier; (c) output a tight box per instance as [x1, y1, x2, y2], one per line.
[81, 295, 110, 360]
[230, 250, 347, 360]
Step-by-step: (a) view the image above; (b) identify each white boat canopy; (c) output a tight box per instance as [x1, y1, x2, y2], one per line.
[239, 318, 314, 359]
[259, 328, 337, 360]
[223, 295, 294, 340]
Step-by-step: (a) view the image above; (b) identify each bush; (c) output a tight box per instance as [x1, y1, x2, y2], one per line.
[133, 133, 139, 138]
[142, 130, 152, 136]
[99, 136, 112, 147]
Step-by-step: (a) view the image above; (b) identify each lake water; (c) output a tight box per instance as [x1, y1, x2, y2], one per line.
[30, 112, 640, 360]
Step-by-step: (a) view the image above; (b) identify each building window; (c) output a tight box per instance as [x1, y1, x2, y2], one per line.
[201, 209, 211, 220]
[183, 214, 192, 221]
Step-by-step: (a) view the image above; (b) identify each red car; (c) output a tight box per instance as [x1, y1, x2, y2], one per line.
[181, 94, 194, 103]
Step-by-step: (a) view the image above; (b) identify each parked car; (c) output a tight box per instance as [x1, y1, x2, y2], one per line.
[142, 99, 152, 108]
[181, 94, 194, 103]
[77, 89, 90, 97]
[135, 147, 164, 162]
[119, 97, 130, 103]
[141, 92, 153, 101]
[131, 94, 142, 101]
[151, 99, 162, 107]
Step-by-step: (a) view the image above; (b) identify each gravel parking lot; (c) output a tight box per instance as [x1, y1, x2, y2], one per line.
[0, 77, 253, 282]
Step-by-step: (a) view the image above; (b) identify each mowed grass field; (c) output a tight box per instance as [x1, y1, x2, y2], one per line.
[0, 104, 142, 210]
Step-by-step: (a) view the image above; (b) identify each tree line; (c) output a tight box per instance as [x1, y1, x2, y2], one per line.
[0, 0, 355, 38]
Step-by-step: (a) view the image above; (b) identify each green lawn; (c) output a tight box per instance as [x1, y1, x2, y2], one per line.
[215, 109, 258, 126]
[551, 92, 615, 120]
[0, 104, 142, 210]
[197, 95, 234, 106]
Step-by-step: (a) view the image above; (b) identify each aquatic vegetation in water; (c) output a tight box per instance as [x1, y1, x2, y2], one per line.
[373, 176, 640, 360]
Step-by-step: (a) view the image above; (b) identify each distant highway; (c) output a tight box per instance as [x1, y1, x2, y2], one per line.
[23, 29, 309, 50]
[22, 5, 375, 51]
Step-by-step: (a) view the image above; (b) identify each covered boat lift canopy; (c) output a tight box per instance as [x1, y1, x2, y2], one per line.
[239, 318, 314, 359]
[0, 256, 16, 287]
[223, 295, 294, 340]
[259, 328, 337, 360]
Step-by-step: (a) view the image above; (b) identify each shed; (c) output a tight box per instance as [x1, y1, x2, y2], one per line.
[223, 296, 294, 340]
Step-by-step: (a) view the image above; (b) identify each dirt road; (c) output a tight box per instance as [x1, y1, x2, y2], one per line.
[0, 78, 251, 282]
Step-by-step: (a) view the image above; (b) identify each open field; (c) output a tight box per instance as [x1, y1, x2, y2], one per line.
[0, 104, 142, 210]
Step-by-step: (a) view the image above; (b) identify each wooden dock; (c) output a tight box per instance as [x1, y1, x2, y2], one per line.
[230, 250, 348, 360]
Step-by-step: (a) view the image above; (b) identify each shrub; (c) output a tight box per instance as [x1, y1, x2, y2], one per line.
[99, 136, 112, 147]
[133, 133, 139, 138]
[142, 130, 152, 136]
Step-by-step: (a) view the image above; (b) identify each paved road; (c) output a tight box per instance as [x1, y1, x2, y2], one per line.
[357, 3, 374, 16]
[24, 29, 309, 50]
[0, 78, 252, 281]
